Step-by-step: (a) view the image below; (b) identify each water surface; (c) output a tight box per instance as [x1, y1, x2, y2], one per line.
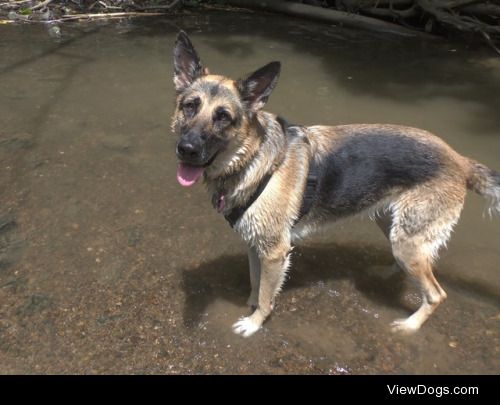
[0, 10, 499, 374]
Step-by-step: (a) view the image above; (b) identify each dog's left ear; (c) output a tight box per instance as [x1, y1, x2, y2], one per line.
[173, 31, 206, 93]
[238, 61, 281, 112]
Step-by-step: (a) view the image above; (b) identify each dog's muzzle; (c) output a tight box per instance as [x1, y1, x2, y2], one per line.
[176, 137, 203, 164]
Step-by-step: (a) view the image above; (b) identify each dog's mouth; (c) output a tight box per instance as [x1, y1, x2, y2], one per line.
[176, 163, 204, 187]
[176, 152, 219, 187]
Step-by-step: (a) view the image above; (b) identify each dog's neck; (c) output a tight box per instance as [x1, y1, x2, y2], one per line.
[204, 111, 287, 212]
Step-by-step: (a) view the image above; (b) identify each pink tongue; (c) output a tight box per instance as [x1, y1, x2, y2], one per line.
[177, 163, 204, 187]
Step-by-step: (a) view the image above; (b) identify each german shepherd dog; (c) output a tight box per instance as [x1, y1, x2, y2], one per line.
[172, 31, 500, 337]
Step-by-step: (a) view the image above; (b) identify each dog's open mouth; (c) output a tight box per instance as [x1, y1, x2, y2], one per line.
[176, 163, 204, 187]
[176, 151, 219, 187]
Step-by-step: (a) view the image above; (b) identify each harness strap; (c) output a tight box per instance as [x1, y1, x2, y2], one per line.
[296, 162, 318, 223]
[224, 172, 272, 227]
[223, 116, 318, 228]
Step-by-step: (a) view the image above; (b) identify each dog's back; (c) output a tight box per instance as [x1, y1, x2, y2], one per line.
[304, 123, 499, 221]
[305, 124, 464, 218]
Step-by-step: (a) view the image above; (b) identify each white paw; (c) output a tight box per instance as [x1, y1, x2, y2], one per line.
[390, 318, 419, 334]
[232, 316, 261, 338]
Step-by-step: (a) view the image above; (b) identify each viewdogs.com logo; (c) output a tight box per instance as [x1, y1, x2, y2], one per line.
[387, 385, 478, 398]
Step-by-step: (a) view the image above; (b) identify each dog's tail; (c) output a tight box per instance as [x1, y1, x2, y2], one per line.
[467, 159, 500, 216]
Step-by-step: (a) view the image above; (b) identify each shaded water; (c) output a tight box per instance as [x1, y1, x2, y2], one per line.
[0, 10, 499, 374]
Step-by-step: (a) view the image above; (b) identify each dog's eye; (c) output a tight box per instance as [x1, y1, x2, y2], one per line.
[183, 102, 195, 115]
[214, 109, 231, 123]
[182, 98, 199, 117]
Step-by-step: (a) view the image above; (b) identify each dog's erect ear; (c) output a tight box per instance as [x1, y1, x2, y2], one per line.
[173, 31, 205, 93]
[238, 61, 281, 112]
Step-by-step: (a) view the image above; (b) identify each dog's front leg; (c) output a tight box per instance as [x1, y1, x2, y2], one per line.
[233, 244, 290, 337]
[246, 246, 261, 309]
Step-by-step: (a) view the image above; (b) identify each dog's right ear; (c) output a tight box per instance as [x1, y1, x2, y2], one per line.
[173, 31, 205, 93]
[238, 61, 281, 112]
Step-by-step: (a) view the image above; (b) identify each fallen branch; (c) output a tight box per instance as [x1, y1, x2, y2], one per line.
[460, 3, 500, 18]
[363, 5, 418, 19]
[49, 11, 167, 22]
[224, 0, 432, 37]
[440, 0, 483, 7]
[0, 0, 32, 5]
[31, 0, 53, 11]
[338, 0, 415, 10]
[0, 0, 31, 10]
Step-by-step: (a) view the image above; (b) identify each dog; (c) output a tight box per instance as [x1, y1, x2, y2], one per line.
[171, 31, 500, 337]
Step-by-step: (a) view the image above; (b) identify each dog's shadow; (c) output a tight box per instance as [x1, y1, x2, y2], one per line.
[181, 242, 410, 327]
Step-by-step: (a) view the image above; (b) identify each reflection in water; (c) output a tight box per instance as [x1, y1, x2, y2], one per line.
[0, 11, 498, 374]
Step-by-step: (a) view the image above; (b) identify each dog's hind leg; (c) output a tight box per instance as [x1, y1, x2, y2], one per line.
[246, 246, 261, 309]
[376, 211, 445, 332]
[390, 242, 448, 333]
[233, 243, 291, 337]
[375, 212, 403, 276]
[388, 188, 464, 333]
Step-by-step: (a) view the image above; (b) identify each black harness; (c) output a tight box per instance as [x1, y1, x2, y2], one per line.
[224, 117, 319, 228]
[224, 172, 273, 227]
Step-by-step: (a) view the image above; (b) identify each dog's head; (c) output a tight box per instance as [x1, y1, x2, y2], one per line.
[172, 31, 281, 186]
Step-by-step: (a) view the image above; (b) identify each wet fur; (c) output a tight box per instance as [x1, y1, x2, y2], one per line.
[172, 32, 500, 337]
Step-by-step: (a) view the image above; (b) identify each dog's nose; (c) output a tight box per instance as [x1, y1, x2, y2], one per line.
[177, 140, 201, 160]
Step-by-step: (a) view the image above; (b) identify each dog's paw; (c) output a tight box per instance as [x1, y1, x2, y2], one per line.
[232, 316, 261, 338]
[390, 318, 420, 334]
